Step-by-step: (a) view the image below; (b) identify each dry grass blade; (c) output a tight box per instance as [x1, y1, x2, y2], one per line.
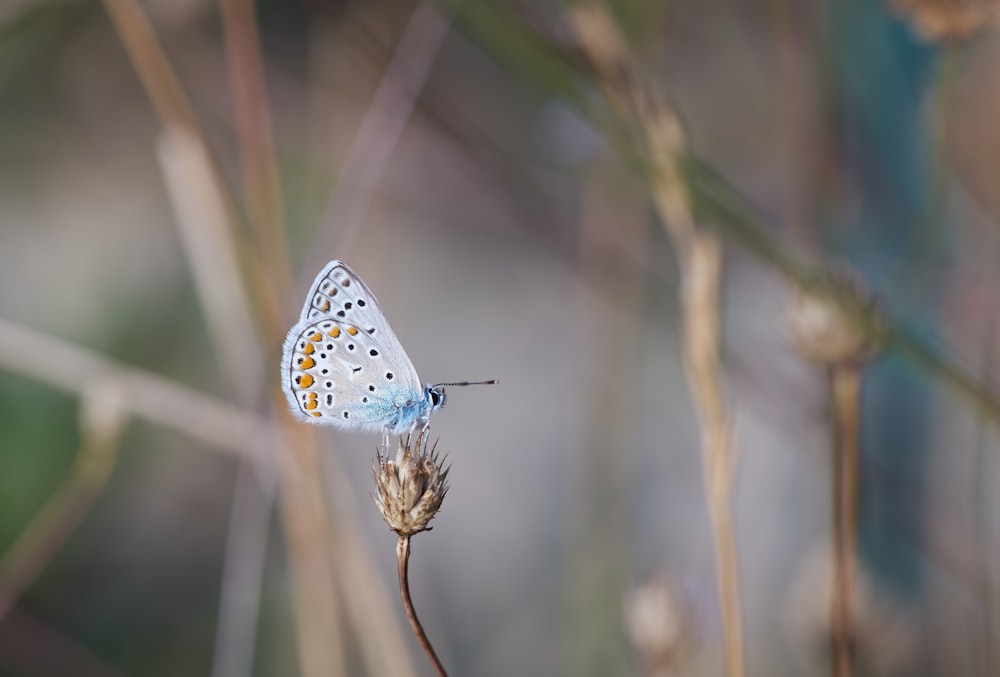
[678, 232, 745, 677]
[103, 2, 351, 674]
[308, 0, 450, 272]
[101, 0, 199, 132]
[220, 0, 292, 323]
[158, 127, 263, 395]
[215, 2, 349, 673]
[566, 5, 746, 676]
[0, 318, 269, 456]
[275, 424, 346, 677]
[158, 125, 274, 677]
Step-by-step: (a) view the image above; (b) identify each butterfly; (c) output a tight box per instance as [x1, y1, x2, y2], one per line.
[280, 260, 495, 437]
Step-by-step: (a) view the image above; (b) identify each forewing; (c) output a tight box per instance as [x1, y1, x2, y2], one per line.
[300, 260, 397, 339]
[281, 316, 423, 429]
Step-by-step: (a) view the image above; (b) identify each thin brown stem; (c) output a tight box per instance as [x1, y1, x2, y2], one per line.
[830, 365, 861, 677]
[396, 536, 448, 677]
[101, 0, 199, 131]
[308, 0, 450, 274]
[219, 0, 292, 329]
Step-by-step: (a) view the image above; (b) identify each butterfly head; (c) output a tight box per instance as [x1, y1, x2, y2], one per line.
[425, 380, 497, 418]
[426, 384, 447, 413]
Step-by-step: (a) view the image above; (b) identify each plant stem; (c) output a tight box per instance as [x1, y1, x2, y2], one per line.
[559, 6, 748, 673]
[675, 231, 746, 677]
[830, 365, 861, 677]
[396, 536, 448, 677]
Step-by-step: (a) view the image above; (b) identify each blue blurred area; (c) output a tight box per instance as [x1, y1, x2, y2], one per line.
[828, 0, 937, 597]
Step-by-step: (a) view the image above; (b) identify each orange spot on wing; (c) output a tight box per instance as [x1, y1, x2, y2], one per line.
[346, 326, 358, 336]
[302, 342, 315, 355]
[312, 412, 322, 417]
[308, 331, 322, 342]
[328, 326, 341, 338]
[321, 300, 330, 311]
[299, 374, 314, 388]
[299, 356, 315, 370]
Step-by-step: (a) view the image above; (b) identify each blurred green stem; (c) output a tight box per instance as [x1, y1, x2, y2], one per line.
[0, 386, 126, 622]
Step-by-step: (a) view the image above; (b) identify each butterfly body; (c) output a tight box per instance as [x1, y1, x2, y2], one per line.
[280, 260, 447, 435]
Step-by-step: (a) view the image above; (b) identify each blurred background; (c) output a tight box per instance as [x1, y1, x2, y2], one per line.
[2, 0, 1000, 675]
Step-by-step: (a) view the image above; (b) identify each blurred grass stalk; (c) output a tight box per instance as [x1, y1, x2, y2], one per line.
[674, 233, 744, 677]
[103, 0, 438, 675]
[788, 271, 883, 675]
[100, 1, 349, 675]
[566, 6, 746, 676]
[157, 126, 277, 677]
[219, 0, 291, 332]
[0, 384, 127, 622]
[571, 160, 647, 675]
[306, 0, 450, 276]
[459, 0, 1000, 431]
[218, 0, 352, 673]
[0, 318, 268, 454]
[830, 365, 861, 677]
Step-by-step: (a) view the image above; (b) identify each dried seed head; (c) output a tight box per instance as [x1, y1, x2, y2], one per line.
[788, 271, 885, 366]
[372, 431, 449, 536]
[890, 0, 998, 43]
[623, 572, 694, 674]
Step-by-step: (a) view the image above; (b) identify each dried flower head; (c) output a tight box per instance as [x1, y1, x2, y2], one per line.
[623, 572, 694, 675]
[890, 0, 998, 42]
[372, 431, 449, 536]
[788, 271, 886, 366]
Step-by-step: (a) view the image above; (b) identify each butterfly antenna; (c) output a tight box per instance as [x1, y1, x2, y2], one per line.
[433, 379, 498, 387]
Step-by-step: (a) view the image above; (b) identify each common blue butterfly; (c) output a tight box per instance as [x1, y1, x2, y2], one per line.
[281, 260, 494, 436]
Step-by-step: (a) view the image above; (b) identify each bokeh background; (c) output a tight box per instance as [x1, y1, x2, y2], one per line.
[2, 0, 1000, 675]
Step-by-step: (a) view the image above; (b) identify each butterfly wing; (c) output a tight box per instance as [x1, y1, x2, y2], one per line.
[281, 261, 425, 431]
[300, 260, 398, 338]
